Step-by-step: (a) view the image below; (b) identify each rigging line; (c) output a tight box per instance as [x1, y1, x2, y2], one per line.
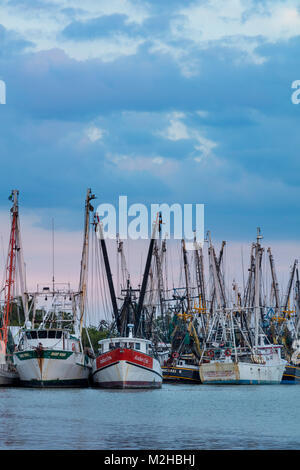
[93, 233, 102, 323]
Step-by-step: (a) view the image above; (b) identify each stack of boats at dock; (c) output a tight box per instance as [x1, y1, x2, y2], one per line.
[0, 189, 299, 388]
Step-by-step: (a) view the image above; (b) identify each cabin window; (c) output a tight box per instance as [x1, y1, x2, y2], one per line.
[56, 331, 62, 339]
[135, 343, 140, 350]
[38, 331, 47, 339]
[48, 331, 56, 338]
[26, 332, 31, 339]
[115, 342, 120, 348]
[109, 343, 114, 350]
[30, 331, 37, 339]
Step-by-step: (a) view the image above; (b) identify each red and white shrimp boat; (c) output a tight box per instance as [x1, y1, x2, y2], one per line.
[92, 325, 162, 389]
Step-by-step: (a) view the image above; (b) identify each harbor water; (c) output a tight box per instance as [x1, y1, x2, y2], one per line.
[0, 383, 299, 450]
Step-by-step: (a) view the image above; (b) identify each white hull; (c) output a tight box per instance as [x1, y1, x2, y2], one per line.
[92, 348, 162, 389]
[14, 350, 91, 387]
[200, 361, 286, 384]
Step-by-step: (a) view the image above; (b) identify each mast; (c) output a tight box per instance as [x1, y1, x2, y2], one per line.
[209, 239, 226, 313]
[154, 239, 165, 318]
[254, 227, 263, 348]
[135, 215, 159, 335]
[208, 235, 225, 310]
[267, 247, 280, 313]
[1, 191, 19, 356]
[283, 260, 298, 314]
[117, 237, 129, 291]
[194, 233, 206, 311]
[153, 215, 166, 318]
[96, 216, 120, 331]
[78, 188, 95, 337]
[14, 193, 28, 321]
[181, 239, 191, 313]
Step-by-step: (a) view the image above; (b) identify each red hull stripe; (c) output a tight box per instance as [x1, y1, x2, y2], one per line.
[95, 348, 154, 370]
[92, 361, 119, 375]
[92, 360, 162, 379]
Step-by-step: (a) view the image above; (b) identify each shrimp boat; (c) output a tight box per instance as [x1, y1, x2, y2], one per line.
[281, 340, 300, 384]
[14, 286, 92, 387]
[199, 230, 286, 384]
[162, 353, 201, 384]
[93, 324, 162, 389]
[91, 211, 162, 389]
[199, 339, 286, 385]
[13, 190, 96, 387]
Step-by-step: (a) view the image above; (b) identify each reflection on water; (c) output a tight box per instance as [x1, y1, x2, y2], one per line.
[0, 384, 299, 450]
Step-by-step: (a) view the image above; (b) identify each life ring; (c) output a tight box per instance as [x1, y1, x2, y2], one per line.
[207, 350, 214, 357]
[225, 348, 231, 357]
[172, 352, 179, 358]
[72, 343, 76, 352]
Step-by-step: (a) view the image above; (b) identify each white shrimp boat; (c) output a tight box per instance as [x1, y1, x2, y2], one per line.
[200, 229, 286, 385]
[14, 326, 91, 387]
[13, 190, 96, 387]
[92, 325, 162, 389]
[199, 344, 286, 384]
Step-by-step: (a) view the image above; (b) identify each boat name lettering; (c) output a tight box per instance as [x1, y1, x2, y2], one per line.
[50, 352, 67, 358]
[206, 371, 235, 377]
[99, 355, 112, 364]
[134, 354, 151, 365]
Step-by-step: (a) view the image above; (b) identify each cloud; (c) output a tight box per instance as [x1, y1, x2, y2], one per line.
[171, 0, 300, 64]
[0, 0, 148, 61]
[158, 111, 218, 162]
[160, 112, 190, 141]
[85, 125, 106, 142]
[1, 0, 300, 245]
[61, 14, 135, 40]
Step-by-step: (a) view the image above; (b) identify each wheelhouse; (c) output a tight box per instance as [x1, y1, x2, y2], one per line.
[98, 337, 153, 356]
[17, 329, 80, 352]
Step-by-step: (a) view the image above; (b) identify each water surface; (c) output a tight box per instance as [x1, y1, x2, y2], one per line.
[0, 384, 299, 449]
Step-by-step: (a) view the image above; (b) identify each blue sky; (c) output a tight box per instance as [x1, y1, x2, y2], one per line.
[0, 0, 300, 243]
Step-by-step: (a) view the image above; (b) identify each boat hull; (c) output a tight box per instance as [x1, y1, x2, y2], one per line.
[199, 361, 286, 384]
[92, 348, 162, 389]
[14, 349, 91, 388]
[281, 364, 300, 384]
[162, 365, 201, 384]
[0, 364, 19, 386]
